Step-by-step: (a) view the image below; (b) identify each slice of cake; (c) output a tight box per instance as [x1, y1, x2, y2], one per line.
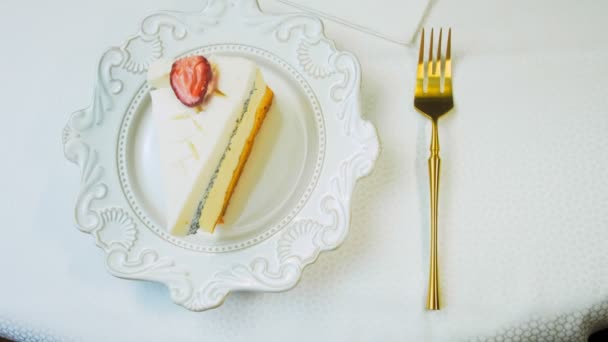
[147, 55, 273, 236]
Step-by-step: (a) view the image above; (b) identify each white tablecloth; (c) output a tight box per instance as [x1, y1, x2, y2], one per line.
[1, 0, 607, 341]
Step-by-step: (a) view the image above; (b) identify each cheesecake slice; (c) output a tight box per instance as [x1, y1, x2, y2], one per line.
[148, 56, 273, 235]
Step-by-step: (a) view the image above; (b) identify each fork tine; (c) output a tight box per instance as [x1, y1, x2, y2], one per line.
[437, 28, 443, 71]
[446, 28, 451, 62]
[428, 28, 434, 74]
[444, 28, 452, 92]
[418, 28, 425, 65]
[416, 29, 425, 94]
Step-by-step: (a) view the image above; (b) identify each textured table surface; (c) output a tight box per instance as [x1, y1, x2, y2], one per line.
[0, 0, 607, 341]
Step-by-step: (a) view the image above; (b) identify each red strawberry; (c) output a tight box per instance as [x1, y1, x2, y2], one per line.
[170, 56, 213, 107]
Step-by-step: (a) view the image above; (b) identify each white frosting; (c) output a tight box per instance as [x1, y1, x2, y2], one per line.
[147, 58, 172, 89]
[148, 56, 267, 235]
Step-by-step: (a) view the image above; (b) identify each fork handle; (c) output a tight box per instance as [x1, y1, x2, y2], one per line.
[427, 120, 441, 310]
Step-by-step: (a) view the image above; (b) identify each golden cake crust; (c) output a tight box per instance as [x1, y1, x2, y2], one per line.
[214, 86, 274, 226]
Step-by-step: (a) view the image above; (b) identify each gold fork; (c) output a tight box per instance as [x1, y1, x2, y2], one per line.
[414, 28, 453, 311]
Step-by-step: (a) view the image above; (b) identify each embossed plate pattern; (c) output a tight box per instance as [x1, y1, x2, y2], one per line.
[62, 0, 379, 311]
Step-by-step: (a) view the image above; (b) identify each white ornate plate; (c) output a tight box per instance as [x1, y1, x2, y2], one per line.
[62, 0, 379, 311]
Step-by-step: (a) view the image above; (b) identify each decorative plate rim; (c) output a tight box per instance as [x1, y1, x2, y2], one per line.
[62, 0, 380, 311]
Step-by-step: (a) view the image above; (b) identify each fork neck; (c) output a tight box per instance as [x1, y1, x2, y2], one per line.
[431, 119, 440, 154]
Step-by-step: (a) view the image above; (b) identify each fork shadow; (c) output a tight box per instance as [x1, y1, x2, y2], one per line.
[415, 117, 431, 298]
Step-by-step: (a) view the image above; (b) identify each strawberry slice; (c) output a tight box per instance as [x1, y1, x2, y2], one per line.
[170, 56, 213, 107]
